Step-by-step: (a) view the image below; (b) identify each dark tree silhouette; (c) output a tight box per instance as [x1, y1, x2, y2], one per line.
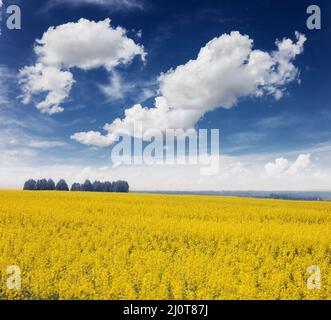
[71, 183, 81, 191]
[56, 179, 69, 191]
[36, 179, 48, 190]
[113, 180, 129, 193]
[103, 181, 113, 192]
[92, 181, 104, 192]
[23, 179, 37, 190]
[47, 179, 56, 190]
[23, 179, 129, 193]
[82, 180, 93, 192]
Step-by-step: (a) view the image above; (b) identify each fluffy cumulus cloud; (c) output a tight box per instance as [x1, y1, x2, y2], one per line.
[72, 31, 306, 147]
[19, 64, 74, 114]
[265, 154, 311, 176]
[19, 18, 146, 114]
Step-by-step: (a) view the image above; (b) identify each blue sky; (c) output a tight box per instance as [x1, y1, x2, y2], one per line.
[0, 0, 330, 190]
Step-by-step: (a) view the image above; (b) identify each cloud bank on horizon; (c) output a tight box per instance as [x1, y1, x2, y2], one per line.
[2, 151, 329, 191]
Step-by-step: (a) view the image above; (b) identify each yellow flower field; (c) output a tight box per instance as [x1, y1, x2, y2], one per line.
[0, 190, 330, 300]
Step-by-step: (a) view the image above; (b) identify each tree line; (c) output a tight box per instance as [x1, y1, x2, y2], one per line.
[23, 179, 129, 193]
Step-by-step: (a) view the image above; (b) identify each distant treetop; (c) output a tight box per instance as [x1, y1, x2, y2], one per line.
[23, 178, 129, 193]
[56, 179, 69, 191]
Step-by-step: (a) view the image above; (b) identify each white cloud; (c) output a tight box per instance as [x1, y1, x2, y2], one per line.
[265, 154, 311, 176]
[19, 64, 74, 114]
[72, 31, 306, 147]
[285, 153, 312, 176]
[265, 157, 290, 176]
[33, 19, 145, 70]
[71, 96, 203, 146]
[71, 131, 113, 148]
[19, 18, 146, 114]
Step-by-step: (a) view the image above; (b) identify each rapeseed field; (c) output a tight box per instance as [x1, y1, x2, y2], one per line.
[0, 191, 329, 300]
